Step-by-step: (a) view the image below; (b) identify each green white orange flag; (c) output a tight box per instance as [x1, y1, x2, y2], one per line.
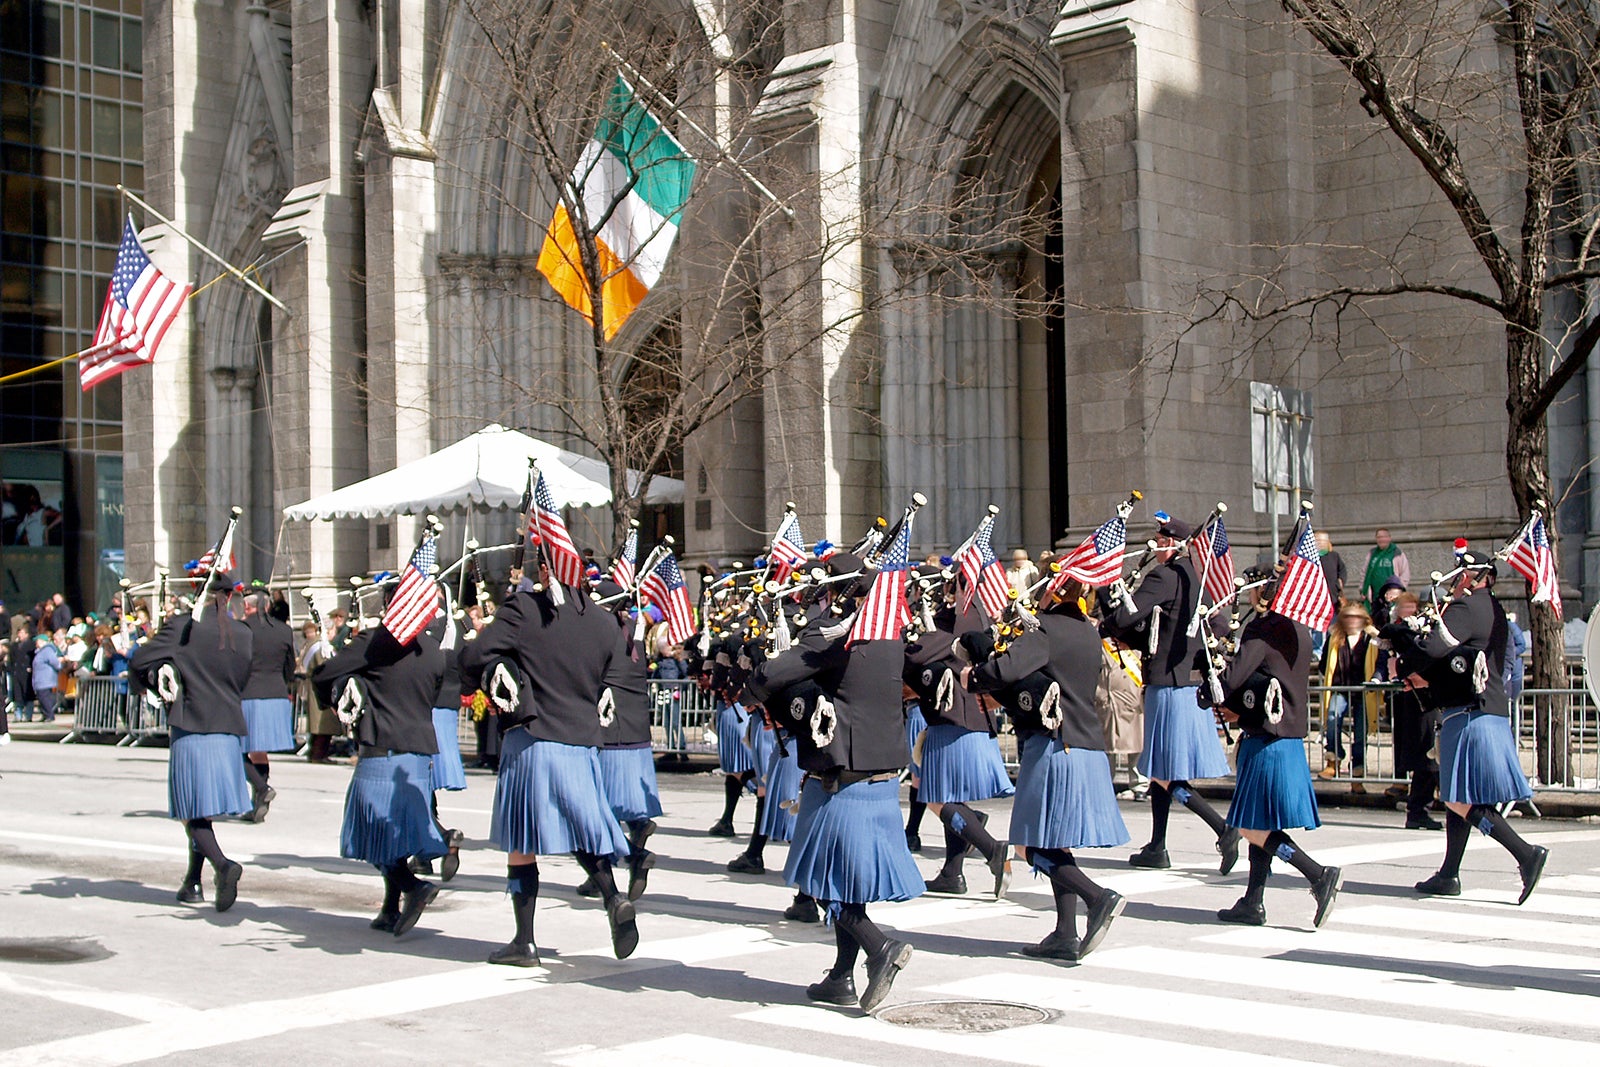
[537, 75, 696, 339]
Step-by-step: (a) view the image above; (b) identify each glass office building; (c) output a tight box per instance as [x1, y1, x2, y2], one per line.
[1, 0, 140, 619]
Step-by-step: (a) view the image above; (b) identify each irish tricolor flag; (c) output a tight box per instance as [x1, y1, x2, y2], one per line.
[537, 76, 696, 339]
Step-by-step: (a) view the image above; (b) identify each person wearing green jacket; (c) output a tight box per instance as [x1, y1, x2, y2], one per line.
[1360, 529, 1411, 607]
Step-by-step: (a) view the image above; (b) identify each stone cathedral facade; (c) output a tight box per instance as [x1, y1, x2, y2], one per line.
[125, 0, 1599, 608]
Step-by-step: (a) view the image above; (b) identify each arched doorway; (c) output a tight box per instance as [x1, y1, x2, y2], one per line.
[880, 81, 1064, 555]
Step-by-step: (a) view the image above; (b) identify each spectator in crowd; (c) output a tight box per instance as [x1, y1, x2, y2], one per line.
[269, 588, 292, 624]
[652, 626, 689, 761]
[6, 625, 33, 720]
[1006, 549, 1039, 595]
[1496, 569, 1528, 704]
[298, 620, 339, 762]
[1096, 633, 1147, 798]
[1360, 528, 1411, 606]
[1319, 602, 1380, 792]
[49, 593, 72, 632]
[30, 631, 63, 723]
[325, 608, 352, 649]
[1376, 591, 1442, 829]
[0, 597, 9, 639]
[1315, 531, 1346, 605]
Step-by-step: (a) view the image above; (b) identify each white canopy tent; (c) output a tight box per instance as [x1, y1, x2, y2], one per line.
[281, 424, 683, 521]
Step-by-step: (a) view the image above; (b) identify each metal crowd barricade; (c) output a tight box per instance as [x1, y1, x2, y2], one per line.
[649, 678, 720, 756]
[1308, 680, 1600, 793]
[61, 675, 130, 743]
[126, 691, 170, 745]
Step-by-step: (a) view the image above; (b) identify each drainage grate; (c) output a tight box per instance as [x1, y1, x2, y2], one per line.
[0, 938, 112, 964]
[875, 999, 1052, 1033]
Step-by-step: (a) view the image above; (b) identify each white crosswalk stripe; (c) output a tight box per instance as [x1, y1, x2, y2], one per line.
[544, 880, 1600, 1067]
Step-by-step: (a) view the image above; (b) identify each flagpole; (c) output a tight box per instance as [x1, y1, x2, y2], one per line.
[599, 42, 796, 221]
[116, 186, 289, 312]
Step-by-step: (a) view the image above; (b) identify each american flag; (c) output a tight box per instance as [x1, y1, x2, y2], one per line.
[611, 525, 638, 589]
[769, 512, 809, 582]
[1504, 513, 1562, 620]
[639, 551, 696, 643]
[534, 469, 585, 588]
[1191, 517, 1235, 605]
[1052, 513, 1128, 589]
[956, 512, 1011, 621]
[1272, 522, 1335, 632]
[80, 218, 193, 390]
[848, 513, 914, 646]
[382, 534, 441, 645]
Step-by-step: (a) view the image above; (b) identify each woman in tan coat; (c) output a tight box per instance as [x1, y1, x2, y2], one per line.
[297, 621, 341, 761]
[1096, 636, 1146, 796]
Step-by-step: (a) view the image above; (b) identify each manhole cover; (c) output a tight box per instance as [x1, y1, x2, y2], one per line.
[875, 999, 1051, 1033]
[0, 938, 113, 964]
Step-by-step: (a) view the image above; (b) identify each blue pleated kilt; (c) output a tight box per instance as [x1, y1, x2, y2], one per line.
[717, 703, 756, 775]
[429, 706, 467, 792]
[239, 697, 295, 753]
[1136, 686, 1232, 781]
[1439, 708, 1533, 805]
[917, 723, 1015, 803]
[169, 728, 252, 821]
[1010, 733, 1130, 849]
[339, 752, 448, 867]
[746, 722, 777, 785]
[599, 744, 665, 823]
[759, 743, 804, 842]
[1226, 733, 1321, 831]
[492, 730, 631, 860]
[783, 778, 926, 905]
[904, 702, 928, 775]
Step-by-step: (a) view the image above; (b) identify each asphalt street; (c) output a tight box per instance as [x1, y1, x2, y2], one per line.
[1, 741, 1598, 1066]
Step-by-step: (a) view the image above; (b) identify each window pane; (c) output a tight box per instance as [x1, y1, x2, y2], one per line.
[93, 101, 119, 156]
[41, 5, 62, 56]
[92, 13, 120, 70]
[93, 189, 119, 244]
[37, 91, 61, 146]
[122, 106, 141, 157]
[122, 19, 141, 74]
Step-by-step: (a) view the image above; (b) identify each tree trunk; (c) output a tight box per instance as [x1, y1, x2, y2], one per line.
[1504, 321, 1572, 784]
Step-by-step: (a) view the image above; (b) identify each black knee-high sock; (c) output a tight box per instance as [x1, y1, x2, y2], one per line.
[388, 860, 422, 891]
[1469, 805, 1537, 865]
[746, 795, 768, 858]
[182, 829, 205, 885]
[507, 862, 539, 945]
[906, 785, 927, 835]
[255, 760, 270, 784]
[939, 824, 967, 878]
[1147, 782, 1172, 847]
[1263, 830, 1325, 882]
[721, 774, 744, 822]
[1438, 810, 1471, 878]
[574, 852, 620, 900]
[1171, 781, 1228, 839]
[835, 903, 888, 957]
[431, 793, 449, 838]
[830, 914, 861, 978]
[941, 803, 999, 860]
[380, 867, 401, 914]
[1032, 848, 1105, 904]
[1243, 844, 1271, 904]
[241, 757, 267, 794]
[186, 819, 226, 868]
[1049, 880, 1078, 937]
